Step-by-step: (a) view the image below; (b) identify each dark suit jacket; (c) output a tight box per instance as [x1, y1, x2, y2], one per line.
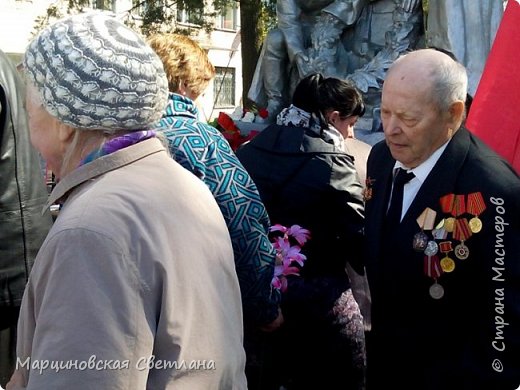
[365, 127, 520, 389]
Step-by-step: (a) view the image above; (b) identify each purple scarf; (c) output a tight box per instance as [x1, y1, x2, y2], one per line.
[80, 130, 155, 166]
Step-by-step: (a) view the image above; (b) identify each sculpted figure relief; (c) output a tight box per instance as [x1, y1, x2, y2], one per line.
[248, 0, 424, 123]
[426, 0, 504, 96]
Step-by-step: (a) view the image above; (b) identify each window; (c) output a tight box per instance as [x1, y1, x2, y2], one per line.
[93, 0, 114, 10]
[213, 67, 235, 108]
[133, 0, 164, 16]
[217, 6, 237, 30]
[176, 1, 203, 25]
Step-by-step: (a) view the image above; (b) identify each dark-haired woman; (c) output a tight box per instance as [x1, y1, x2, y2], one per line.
[237, 73, 367, 390]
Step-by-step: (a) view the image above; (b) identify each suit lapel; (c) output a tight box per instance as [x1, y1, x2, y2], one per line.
[401, 128, 471, 227]
[366, 145, 395, 261]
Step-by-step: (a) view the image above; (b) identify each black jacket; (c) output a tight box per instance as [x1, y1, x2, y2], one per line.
[237, 124, 365, 281]
[0, 50, 52, 310]
[238, 124, 367, 389]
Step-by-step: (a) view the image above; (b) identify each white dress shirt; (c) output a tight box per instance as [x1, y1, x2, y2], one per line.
[392, 141, 450, 221]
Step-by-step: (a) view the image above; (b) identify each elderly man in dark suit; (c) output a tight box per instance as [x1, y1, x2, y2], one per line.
[364, 49, 519, 389]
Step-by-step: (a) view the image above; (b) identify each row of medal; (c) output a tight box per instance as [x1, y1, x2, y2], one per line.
[412, 192, 486, 299]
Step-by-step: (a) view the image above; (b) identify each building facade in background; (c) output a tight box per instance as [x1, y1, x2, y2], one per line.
[0, 0, 242, 120]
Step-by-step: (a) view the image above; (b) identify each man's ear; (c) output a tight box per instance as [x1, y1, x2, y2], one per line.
[448, 100, 465, 128]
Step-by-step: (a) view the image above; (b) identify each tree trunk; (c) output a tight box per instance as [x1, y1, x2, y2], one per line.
[240, 0, 263, 108]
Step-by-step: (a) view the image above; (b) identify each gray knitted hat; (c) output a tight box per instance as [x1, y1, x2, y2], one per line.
[24, 12, 168, 131]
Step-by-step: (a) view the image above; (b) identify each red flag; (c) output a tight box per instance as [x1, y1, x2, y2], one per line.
[466, 0, 520, 173]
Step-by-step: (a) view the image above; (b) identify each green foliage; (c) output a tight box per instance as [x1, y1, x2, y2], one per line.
[259, 0, 276, 40]
[32, 0, 90, 38]
[133, 0, 226, 36]
[35, 0, 243, 37]
[34, 0, 276, 107]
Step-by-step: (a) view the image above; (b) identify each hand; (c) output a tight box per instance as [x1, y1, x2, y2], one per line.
[259, 308, 284, 332]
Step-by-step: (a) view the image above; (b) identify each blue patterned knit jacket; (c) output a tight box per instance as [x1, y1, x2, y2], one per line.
[158, 93, 280, 326]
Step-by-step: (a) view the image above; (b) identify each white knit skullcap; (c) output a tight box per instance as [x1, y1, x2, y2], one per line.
[24, 12, 168, 131]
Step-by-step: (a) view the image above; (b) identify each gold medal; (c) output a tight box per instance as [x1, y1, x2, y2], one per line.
[467, 192, 486, 233]
[444, 217, 455, 233]
[429, 282, 444, 299]
[469, 217, 482, 233]
[440, 256, 455, 273]
[455, 243, 470, 260]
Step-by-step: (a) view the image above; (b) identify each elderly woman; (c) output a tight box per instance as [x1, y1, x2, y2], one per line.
[7, 12, 246, 389]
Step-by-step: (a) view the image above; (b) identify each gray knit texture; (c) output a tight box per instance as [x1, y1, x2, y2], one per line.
[24, 12, 168, 131]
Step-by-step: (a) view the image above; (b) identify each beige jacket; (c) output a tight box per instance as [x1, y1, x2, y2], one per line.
[12, 138, 247, 389]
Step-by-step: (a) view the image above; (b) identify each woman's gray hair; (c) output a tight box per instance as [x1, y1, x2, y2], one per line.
[26, 80, 43, 109]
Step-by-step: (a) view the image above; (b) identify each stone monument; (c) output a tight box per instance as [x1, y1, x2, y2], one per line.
[248, 0, 425, 127]
[426, 0, 504, 97]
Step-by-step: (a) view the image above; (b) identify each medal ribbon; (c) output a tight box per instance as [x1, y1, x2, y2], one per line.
[439, 241, 453, 253]
[417, 207, 437, 231]
[467, 192, 486, 216]
[424, 255, 442, 279]
[440, 194, 455, 214]
[453, 218, 472, 241]
[453, 194, 466, 217]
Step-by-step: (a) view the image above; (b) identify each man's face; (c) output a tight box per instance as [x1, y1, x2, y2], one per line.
[380, 73, 452, 168]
